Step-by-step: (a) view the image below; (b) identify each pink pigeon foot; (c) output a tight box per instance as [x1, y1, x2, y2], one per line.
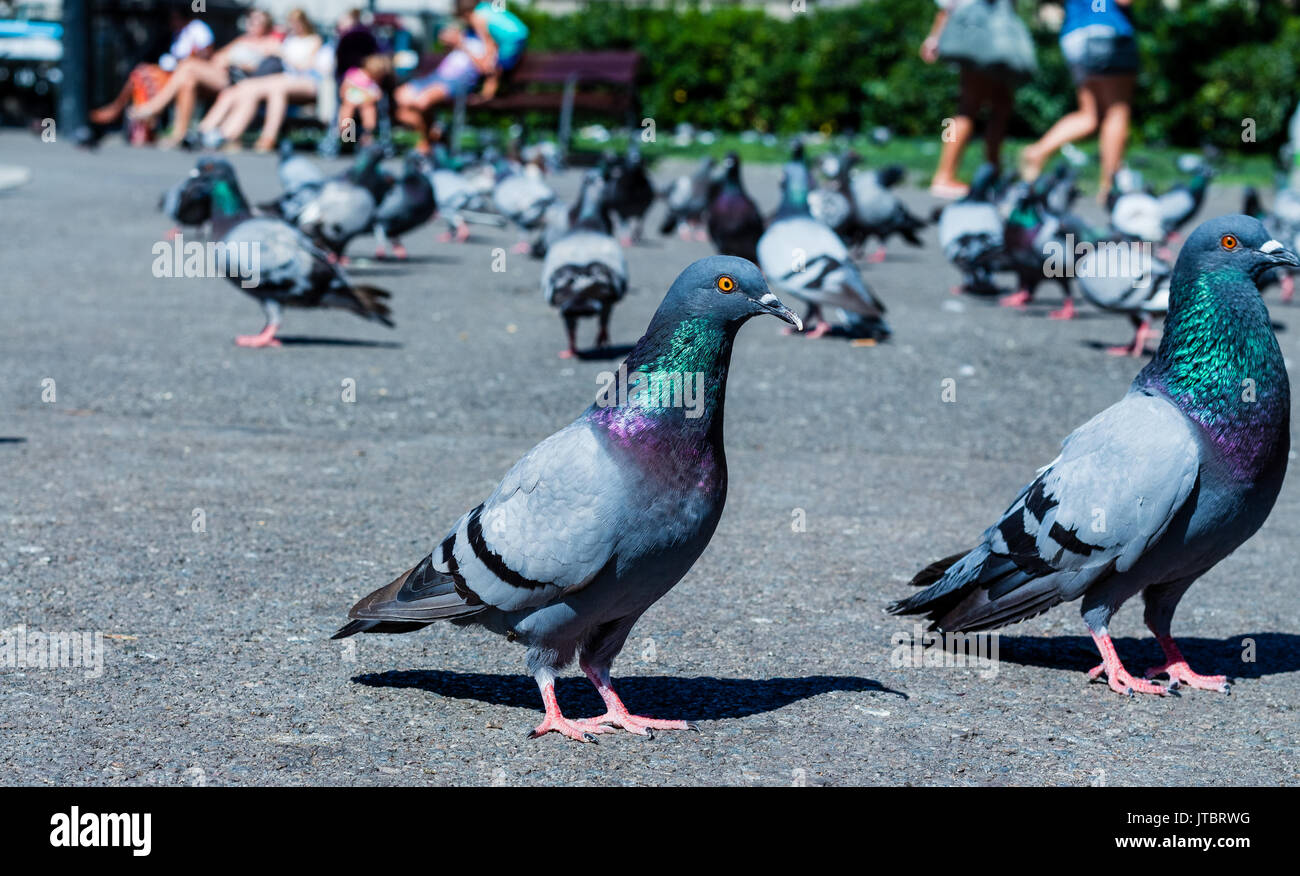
[511, 241, 531, 255]
[1000, 289, 1033, 308]
[574, 666, 696, 738]
[326, 252, 338, 264]
[1144, 634, 1230, 692]
[437, 230, 454, 243]
[620, 236, 633, 247]
[374, 246, 388, 260]
[234, 324, 281, 348]
[391, 243, 408, 260]
[455, 223, 471, 243]
[950, 285, 963, 296]
[1087, 630, 1171, 696]
[558, 348, 576, 359]
[1281, 273, 1294, 303]
[693, 228, 708, 242]
[867, 247, 887, 264]
[805, 320, 833, 339]
[338, 255, 351, 267]
[1048, 298, 1076, 320]
[527, 683, 598, 743]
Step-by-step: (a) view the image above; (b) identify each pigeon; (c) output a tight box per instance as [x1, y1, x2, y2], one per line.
[890, 215, 1297, 697]
[294, 144, 391, 262]
[541, 172, 628, 358]
[706, 152, 765, 263]
[333, 256, 801, 741]
[1075, 243, 1173, 356]
[1106, 164, 1148, 213]
[603, 145, 656, 245]
[1157, 161, 1212, 241]
[161, 159, 219, 236]
[493, 157, 558, 254]
[757, 156, 890, 340]
[416, 151, 494, 243]
[845, 156, 926, 262]
[371, 152, 437, 260]
[996, 180, 1076, 318]
[258, 139, 326, 223]
[659, 156, 714, 240]
[807, 151, 856, 242]
[176, 160, 393, 347]
[937, 163, 1005, 296]
[1241, 182, 1300, 304]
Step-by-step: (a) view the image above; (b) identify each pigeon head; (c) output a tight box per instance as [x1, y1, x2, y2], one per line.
[1173, 214, 1299, 288]
[660, 255, 801, 331]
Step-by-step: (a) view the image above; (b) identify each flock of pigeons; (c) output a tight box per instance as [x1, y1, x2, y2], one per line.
[152, 142, 1300, 740]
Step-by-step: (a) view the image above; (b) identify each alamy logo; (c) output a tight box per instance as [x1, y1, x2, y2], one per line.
[1043, 235, 1154, 287]
[890, 623, 999, 679]
[151, 233, 261, 289]
[50, 807, 151, 856]
[596, 364, 706, 419]
[0, 624, 104, 679]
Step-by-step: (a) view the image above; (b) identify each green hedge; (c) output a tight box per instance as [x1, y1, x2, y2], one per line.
[514, 0, 1298, 154]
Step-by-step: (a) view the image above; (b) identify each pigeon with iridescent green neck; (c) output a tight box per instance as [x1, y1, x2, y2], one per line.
[334, 256, 801, 740]
[175, 160, 393, 348]
[892, 215, 1297, 697]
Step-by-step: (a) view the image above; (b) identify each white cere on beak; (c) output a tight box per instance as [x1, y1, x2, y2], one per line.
[759, 292, 781, 308]
[1260, 239, 1284, 254]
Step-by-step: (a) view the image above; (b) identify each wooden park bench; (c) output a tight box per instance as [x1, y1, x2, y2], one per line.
[434, 51, 642, 156]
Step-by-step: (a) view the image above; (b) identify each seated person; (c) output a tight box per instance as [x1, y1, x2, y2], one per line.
[90, 9, 214, 144]
[455, 0, 529, 100]
[196, 8, 327, 152]
[393, 27, 487, 154]
[338, 54, 394, 145]
[128, 9, 281, 148]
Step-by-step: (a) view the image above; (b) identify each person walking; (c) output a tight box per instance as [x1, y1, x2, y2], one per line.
[922, 0, 1036, 199]
[1019, 0, 1138, 202]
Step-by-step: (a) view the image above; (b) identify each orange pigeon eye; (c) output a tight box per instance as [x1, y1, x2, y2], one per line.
[716, 275, 736, 293]
[1220, 234, 1238, 250]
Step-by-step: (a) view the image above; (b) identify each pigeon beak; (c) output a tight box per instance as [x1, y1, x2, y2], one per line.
[1260, 239, 1300, 268]
[758, 292, 803, 331]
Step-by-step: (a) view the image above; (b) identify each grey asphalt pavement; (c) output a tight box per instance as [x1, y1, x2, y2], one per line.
[1, 132, 1297, 786]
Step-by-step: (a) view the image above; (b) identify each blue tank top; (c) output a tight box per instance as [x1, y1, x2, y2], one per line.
[1061, 0, 1134, 37]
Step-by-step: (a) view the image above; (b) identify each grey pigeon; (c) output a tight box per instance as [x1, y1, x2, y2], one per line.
[258, 139, 326, 223]
[493, 157, 558, 254]
[845, 157, 926, 262]
[370, 152, 437, 260]
[294, 144, 391, 262]
[937, 163, 1004, 295]
[333, 256, 801, 741]
[603, 145, 655, 245]
[541, 172, 627, 358]
[706, 152, 765, 263]
[757, 157, 889, 340]
[415, 151, 496, 243]
[176, 160, 393, 347]
[1157, 161, 1212, 240]
[659, 156, 714, 239]
[891, 215, 1297, 697]
[1075, 244, 1172, 356]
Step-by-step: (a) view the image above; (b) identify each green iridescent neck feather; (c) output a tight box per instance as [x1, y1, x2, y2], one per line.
[595, 316, 734, 429]
[211, 180, 250, 219]
[1140, 270, 1290, 475]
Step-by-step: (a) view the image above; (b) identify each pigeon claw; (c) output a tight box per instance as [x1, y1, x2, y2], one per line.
[1088, 661, 1171, 697]
[1144, 660, 1231, 693]
[527, 716, 599, 744]
[573, 712, 695, 738]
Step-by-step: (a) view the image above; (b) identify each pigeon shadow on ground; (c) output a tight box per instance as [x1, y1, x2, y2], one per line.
[275, 336, 403, 349]
[353, 670, 902, 719]
[995, 632, 1300, 680]
[0, 437, 26, 444]
[574, 343, 636, 361]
